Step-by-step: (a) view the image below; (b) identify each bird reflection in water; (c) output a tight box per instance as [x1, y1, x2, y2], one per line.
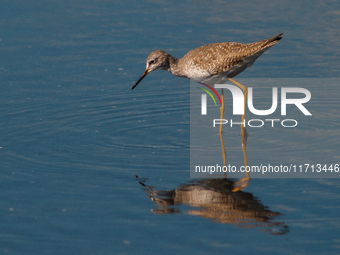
[136, 177, 289, 235]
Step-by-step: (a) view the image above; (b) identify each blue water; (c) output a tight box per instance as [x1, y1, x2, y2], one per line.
[1, 0, 340, 254]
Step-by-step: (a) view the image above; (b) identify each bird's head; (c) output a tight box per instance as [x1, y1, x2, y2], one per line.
[132, 50, 171, 90]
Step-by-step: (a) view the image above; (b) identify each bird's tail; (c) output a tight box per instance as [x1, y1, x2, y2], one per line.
[262, 33, 283, 48]
[245, 33, 283, 54]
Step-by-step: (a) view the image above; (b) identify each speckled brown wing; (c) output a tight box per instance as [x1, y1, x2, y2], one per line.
[180, 42, 248, 75]
[181, 34, 282, 83]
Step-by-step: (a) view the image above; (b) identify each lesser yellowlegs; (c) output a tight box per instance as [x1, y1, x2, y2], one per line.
[132, 33, 282, 135]
[132, 33, 282, 89]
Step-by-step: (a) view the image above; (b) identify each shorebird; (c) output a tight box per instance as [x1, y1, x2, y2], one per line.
[132, 33, 282, 134]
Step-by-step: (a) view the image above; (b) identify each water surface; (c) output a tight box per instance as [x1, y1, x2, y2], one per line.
[1, 0, 340, 254]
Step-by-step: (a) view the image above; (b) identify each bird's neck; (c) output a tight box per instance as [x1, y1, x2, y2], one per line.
[167, 55, 184, 77]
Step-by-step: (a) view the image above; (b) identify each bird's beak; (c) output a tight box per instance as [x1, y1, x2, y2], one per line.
[131, 69, 149, 90]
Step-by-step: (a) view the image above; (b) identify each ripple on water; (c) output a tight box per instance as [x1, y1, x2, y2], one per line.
[0, 80, 190, 174]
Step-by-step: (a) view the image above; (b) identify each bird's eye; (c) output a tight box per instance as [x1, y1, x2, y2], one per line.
[149, 60, 155, 65]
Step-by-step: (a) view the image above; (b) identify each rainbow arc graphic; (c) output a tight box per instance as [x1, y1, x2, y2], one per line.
[197, 83, 222, 115]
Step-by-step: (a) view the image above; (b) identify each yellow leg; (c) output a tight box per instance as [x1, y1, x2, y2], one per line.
[228, 78, 247, 137]
[232, 128, 250, 191]
[228, 78, 250, 191]
[219, 89, 227, 176]
[219, 88, 224, 134]
[219, 129, 227, 170]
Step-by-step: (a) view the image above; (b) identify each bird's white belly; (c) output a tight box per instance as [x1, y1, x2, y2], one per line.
[182, 66, 212, 80]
